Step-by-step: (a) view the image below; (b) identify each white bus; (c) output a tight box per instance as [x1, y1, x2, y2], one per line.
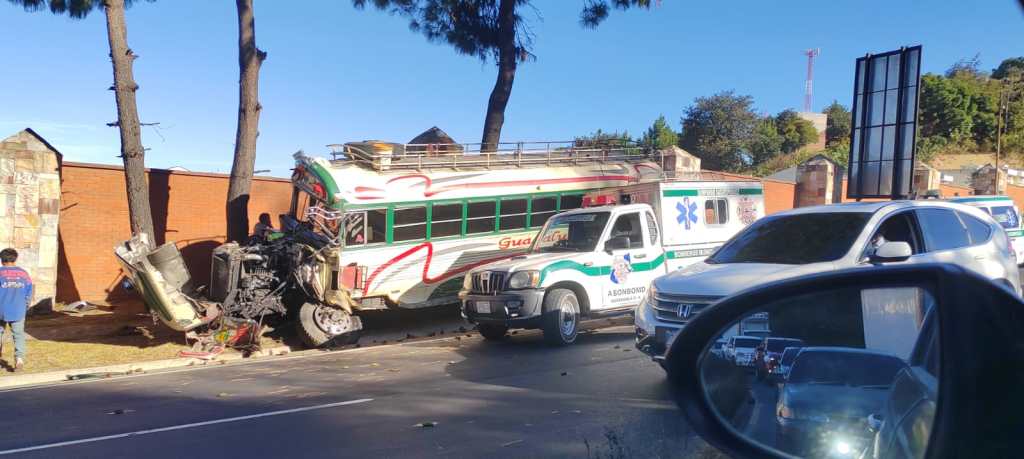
[290, 141, 666, 310]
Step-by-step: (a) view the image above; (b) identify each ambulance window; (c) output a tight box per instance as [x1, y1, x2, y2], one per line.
[560, 194, 583, 211]
[531, 197, 557, 228]
[646, 212, 659, 245]
[431, 203, 463, 238]
[467, 201, 496, 234]
[393, 206, 427, 241]
[705, 198, 729, 225]
[610, 213, 644, 249]
[500, 199, 528, 230]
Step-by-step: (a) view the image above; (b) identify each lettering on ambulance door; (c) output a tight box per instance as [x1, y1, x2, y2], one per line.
[601, 213, 649, 309]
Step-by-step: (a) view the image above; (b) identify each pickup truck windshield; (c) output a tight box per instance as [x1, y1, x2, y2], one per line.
[708, 213, 871, 264]
[533, 212, 611, 253]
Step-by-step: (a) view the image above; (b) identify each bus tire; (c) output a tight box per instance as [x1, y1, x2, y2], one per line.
[297, 302, 361, 348]
[542, 288, 580, 346]
[477, 324, 508, 341]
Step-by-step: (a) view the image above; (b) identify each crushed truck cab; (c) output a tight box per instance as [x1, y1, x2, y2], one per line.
[460, 204, 668, 345]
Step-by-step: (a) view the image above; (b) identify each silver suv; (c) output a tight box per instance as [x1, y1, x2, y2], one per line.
[635, 200, 1021, 361]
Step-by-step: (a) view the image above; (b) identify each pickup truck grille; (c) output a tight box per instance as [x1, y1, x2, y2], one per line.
[471, 271, 506, 295]
[652, 293, 721, 324]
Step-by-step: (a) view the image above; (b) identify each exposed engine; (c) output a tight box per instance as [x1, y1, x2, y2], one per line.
[114, 217, 362, 351]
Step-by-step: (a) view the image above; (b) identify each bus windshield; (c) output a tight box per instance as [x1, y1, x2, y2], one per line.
[533, 212, 611, 253]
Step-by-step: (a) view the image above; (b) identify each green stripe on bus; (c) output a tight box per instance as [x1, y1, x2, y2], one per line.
[949, 196, 1012, 203]
[538, 254, 666, 284]
[1008, 230, 1024, 237]
[662, 189, 699, 197]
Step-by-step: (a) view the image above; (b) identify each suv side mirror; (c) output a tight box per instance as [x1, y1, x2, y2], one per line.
[604, 236, 630, 253]
[871, 241, 912, 263]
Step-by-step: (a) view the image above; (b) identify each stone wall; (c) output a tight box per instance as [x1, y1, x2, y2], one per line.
[795, 156, 837, 207]
[0, 129, 61, 312]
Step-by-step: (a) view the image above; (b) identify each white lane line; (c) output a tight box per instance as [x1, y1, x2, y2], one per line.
[0, 398, 373, 455]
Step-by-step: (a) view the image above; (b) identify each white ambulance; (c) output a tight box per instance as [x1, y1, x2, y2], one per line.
[947, 195, 1024, 264]
[459, 179, 765, 345]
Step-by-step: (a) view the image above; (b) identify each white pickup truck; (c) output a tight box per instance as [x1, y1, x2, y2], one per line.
[458, 180, 765, 345]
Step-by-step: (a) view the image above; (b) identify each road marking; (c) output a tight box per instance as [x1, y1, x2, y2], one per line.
[0, 398, 373, 455]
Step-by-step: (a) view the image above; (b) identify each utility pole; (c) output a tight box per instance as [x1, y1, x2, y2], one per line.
[803, 48, 820, 112]
[996, 84, 1005, 194]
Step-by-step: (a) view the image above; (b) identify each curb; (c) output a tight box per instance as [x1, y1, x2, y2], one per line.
[0, 345, 294, 390]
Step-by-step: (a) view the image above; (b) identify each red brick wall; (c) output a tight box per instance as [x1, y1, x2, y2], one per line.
[763, 179, 795, 215]
[57, 162, 293, 307]
[940, 183, 973, 198]
[1004, 184, 1024, 210]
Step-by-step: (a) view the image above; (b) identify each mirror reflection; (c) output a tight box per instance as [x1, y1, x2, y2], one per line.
[700, 286, 938, 458]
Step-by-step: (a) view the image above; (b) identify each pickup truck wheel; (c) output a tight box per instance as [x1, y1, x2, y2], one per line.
[541, 288, 580, 346]
[477, 324, 508, 341]
[297, 303, 361, 348]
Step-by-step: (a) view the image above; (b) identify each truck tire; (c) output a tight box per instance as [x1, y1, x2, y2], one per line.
[297, 302, 361, 348]
[541, 288, 580, 346]
[477, 324, 508, 341]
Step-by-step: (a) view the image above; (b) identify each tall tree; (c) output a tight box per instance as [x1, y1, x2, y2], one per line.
[575, 129, 631, 148]
[679, 91, 758, 172]
[640, 115, 678, 150]
[747, 117, 782, 166]
[822, 100, 851, 147]
[226, 0, 267, 243]
[775, 110, 818, 154]
[352, 0, 653, 151]
[11, 0, 156, 245]
[992, 57, 1024, 80]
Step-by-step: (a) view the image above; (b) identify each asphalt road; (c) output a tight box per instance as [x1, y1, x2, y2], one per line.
[0, 326, 714, 459]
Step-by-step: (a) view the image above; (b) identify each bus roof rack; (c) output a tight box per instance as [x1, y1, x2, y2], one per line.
[325, 140, 654, 172]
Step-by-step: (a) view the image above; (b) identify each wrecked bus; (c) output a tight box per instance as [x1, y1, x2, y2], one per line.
[115, 140, 665, 348]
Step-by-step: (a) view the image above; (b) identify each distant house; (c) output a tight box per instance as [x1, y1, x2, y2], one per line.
[929, 153, 1024, 187]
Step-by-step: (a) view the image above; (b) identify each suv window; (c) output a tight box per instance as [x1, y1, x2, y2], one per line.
[916, 208, 970, 251]
[709, 213, 871, 264]
[869, 211, 922, 255]
[958, 211, 992, 245]
[610, 213, 644, 249]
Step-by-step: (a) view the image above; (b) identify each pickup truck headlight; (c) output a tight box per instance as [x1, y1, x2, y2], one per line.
[462, 273, 473, 290]
[507, 270, 541, 289]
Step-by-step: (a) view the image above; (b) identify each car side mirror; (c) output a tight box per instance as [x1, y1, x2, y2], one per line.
[662, 264, 1024, 459]
[870, 241, 912, 263]
[604, 236, 630, 253]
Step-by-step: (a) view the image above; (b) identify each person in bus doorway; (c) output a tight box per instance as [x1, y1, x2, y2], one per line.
[0, 248, 32, 371]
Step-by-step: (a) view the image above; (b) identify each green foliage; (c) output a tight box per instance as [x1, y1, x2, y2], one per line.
[8, 0, 149, 18]
[992, 57, 1024, 80]
[679, 91, 758, 172]
[575, 129, 632, 148]
[919, 72, 1002, 152]
[775, 109, 818, 154]
[822, 100, 851, 148]
[353, 1, 654, 63]
[640, 115, 678, 150]
[747, 117, 782, 166]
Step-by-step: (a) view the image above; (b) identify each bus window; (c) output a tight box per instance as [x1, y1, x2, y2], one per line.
[705, 198, 729, 225]
[467, 201, 496, 234]
[560, 194, 583, 211]
[431, 203, 463, 238]
[500, 199, 528, 230]
[344, 212, 366, 245]
[343, 208, 387, 245]
[531, 196, 557, 228]
[394, 206, 427, 241]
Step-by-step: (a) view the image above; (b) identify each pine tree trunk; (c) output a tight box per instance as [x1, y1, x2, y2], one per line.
[103, 0, 155, 247]
[226, 0, 266, 243]
[480, 0, 517, 153]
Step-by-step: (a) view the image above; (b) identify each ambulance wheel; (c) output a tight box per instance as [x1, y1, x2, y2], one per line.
[542, 289, 580, 346]
[477, 324, 508, 341]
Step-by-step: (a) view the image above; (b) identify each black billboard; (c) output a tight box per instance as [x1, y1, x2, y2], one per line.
[847, 46, 922, 199]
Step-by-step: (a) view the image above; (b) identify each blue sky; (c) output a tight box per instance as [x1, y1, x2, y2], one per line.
[1, 1, 1022, 177]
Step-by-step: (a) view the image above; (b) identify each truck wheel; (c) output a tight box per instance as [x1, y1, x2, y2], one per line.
[541, 288, 580, 346]
[477, 324, 508, 341]
[297, 303, 362, 348]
